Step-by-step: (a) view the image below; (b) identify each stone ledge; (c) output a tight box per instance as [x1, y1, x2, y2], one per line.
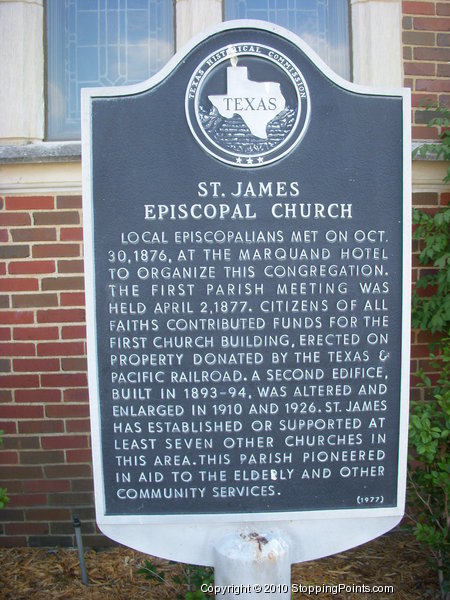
[0, 142, 81, 164]
[0, 141, 443, 165]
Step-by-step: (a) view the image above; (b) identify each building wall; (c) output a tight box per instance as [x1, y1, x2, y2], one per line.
[0, 192, 97, 546]
[403, 0, 450, 397]
[0, 0, 449, 547]
[403, 1, 450, 139]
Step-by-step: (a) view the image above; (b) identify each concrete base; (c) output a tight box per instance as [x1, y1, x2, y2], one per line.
[213, 530, 290, 599]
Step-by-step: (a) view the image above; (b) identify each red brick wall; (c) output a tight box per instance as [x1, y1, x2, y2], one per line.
[0, 194, 107, 546]
[403, 0, 450, 138]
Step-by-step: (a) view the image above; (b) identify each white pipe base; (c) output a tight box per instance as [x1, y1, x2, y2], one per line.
[213, 530, 291, 599]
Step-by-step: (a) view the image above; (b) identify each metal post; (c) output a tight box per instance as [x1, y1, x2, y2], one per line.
[213, 530, 291, 599]
[73, 515, 89, 585]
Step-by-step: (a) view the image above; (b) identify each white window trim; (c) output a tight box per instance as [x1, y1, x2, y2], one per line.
[0, 0, 44, 145]
[351, 0, 403, 88]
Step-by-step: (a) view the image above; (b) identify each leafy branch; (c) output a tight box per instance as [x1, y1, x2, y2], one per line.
[412, 103, 450, 184]
[411, 206, 450, 335]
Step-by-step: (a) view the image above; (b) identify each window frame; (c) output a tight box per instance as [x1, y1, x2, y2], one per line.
[45, 0, 176, 141]
[224, 0, 353, 81]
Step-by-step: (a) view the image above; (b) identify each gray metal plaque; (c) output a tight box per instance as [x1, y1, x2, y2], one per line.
[82, 21, 411, 563]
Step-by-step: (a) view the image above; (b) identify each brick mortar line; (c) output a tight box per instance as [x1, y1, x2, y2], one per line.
[404, 50, 449, 57]
[404, 59, 442, 64]
[406, 73, 449, 77]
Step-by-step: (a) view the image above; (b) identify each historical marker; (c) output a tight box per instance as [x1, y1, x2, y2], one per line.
[82, 21, 411, 565]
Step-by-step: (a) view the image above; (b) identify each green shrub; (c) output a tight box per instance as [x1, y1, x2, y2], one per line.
[409, 104, 450, 598]
[409, 101, 450, 600]
[408, 341, 450, 599]
[411, 206, 450, 335]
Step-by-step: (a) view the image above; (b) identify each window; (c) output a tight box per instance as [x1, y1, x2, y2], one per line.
[46, 0, 175, 140]
[225, 0, 350, 80]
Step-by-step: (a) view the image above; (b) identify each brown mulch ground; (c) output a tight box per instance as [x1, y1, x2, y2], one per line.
[0, 530, 440, 599]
